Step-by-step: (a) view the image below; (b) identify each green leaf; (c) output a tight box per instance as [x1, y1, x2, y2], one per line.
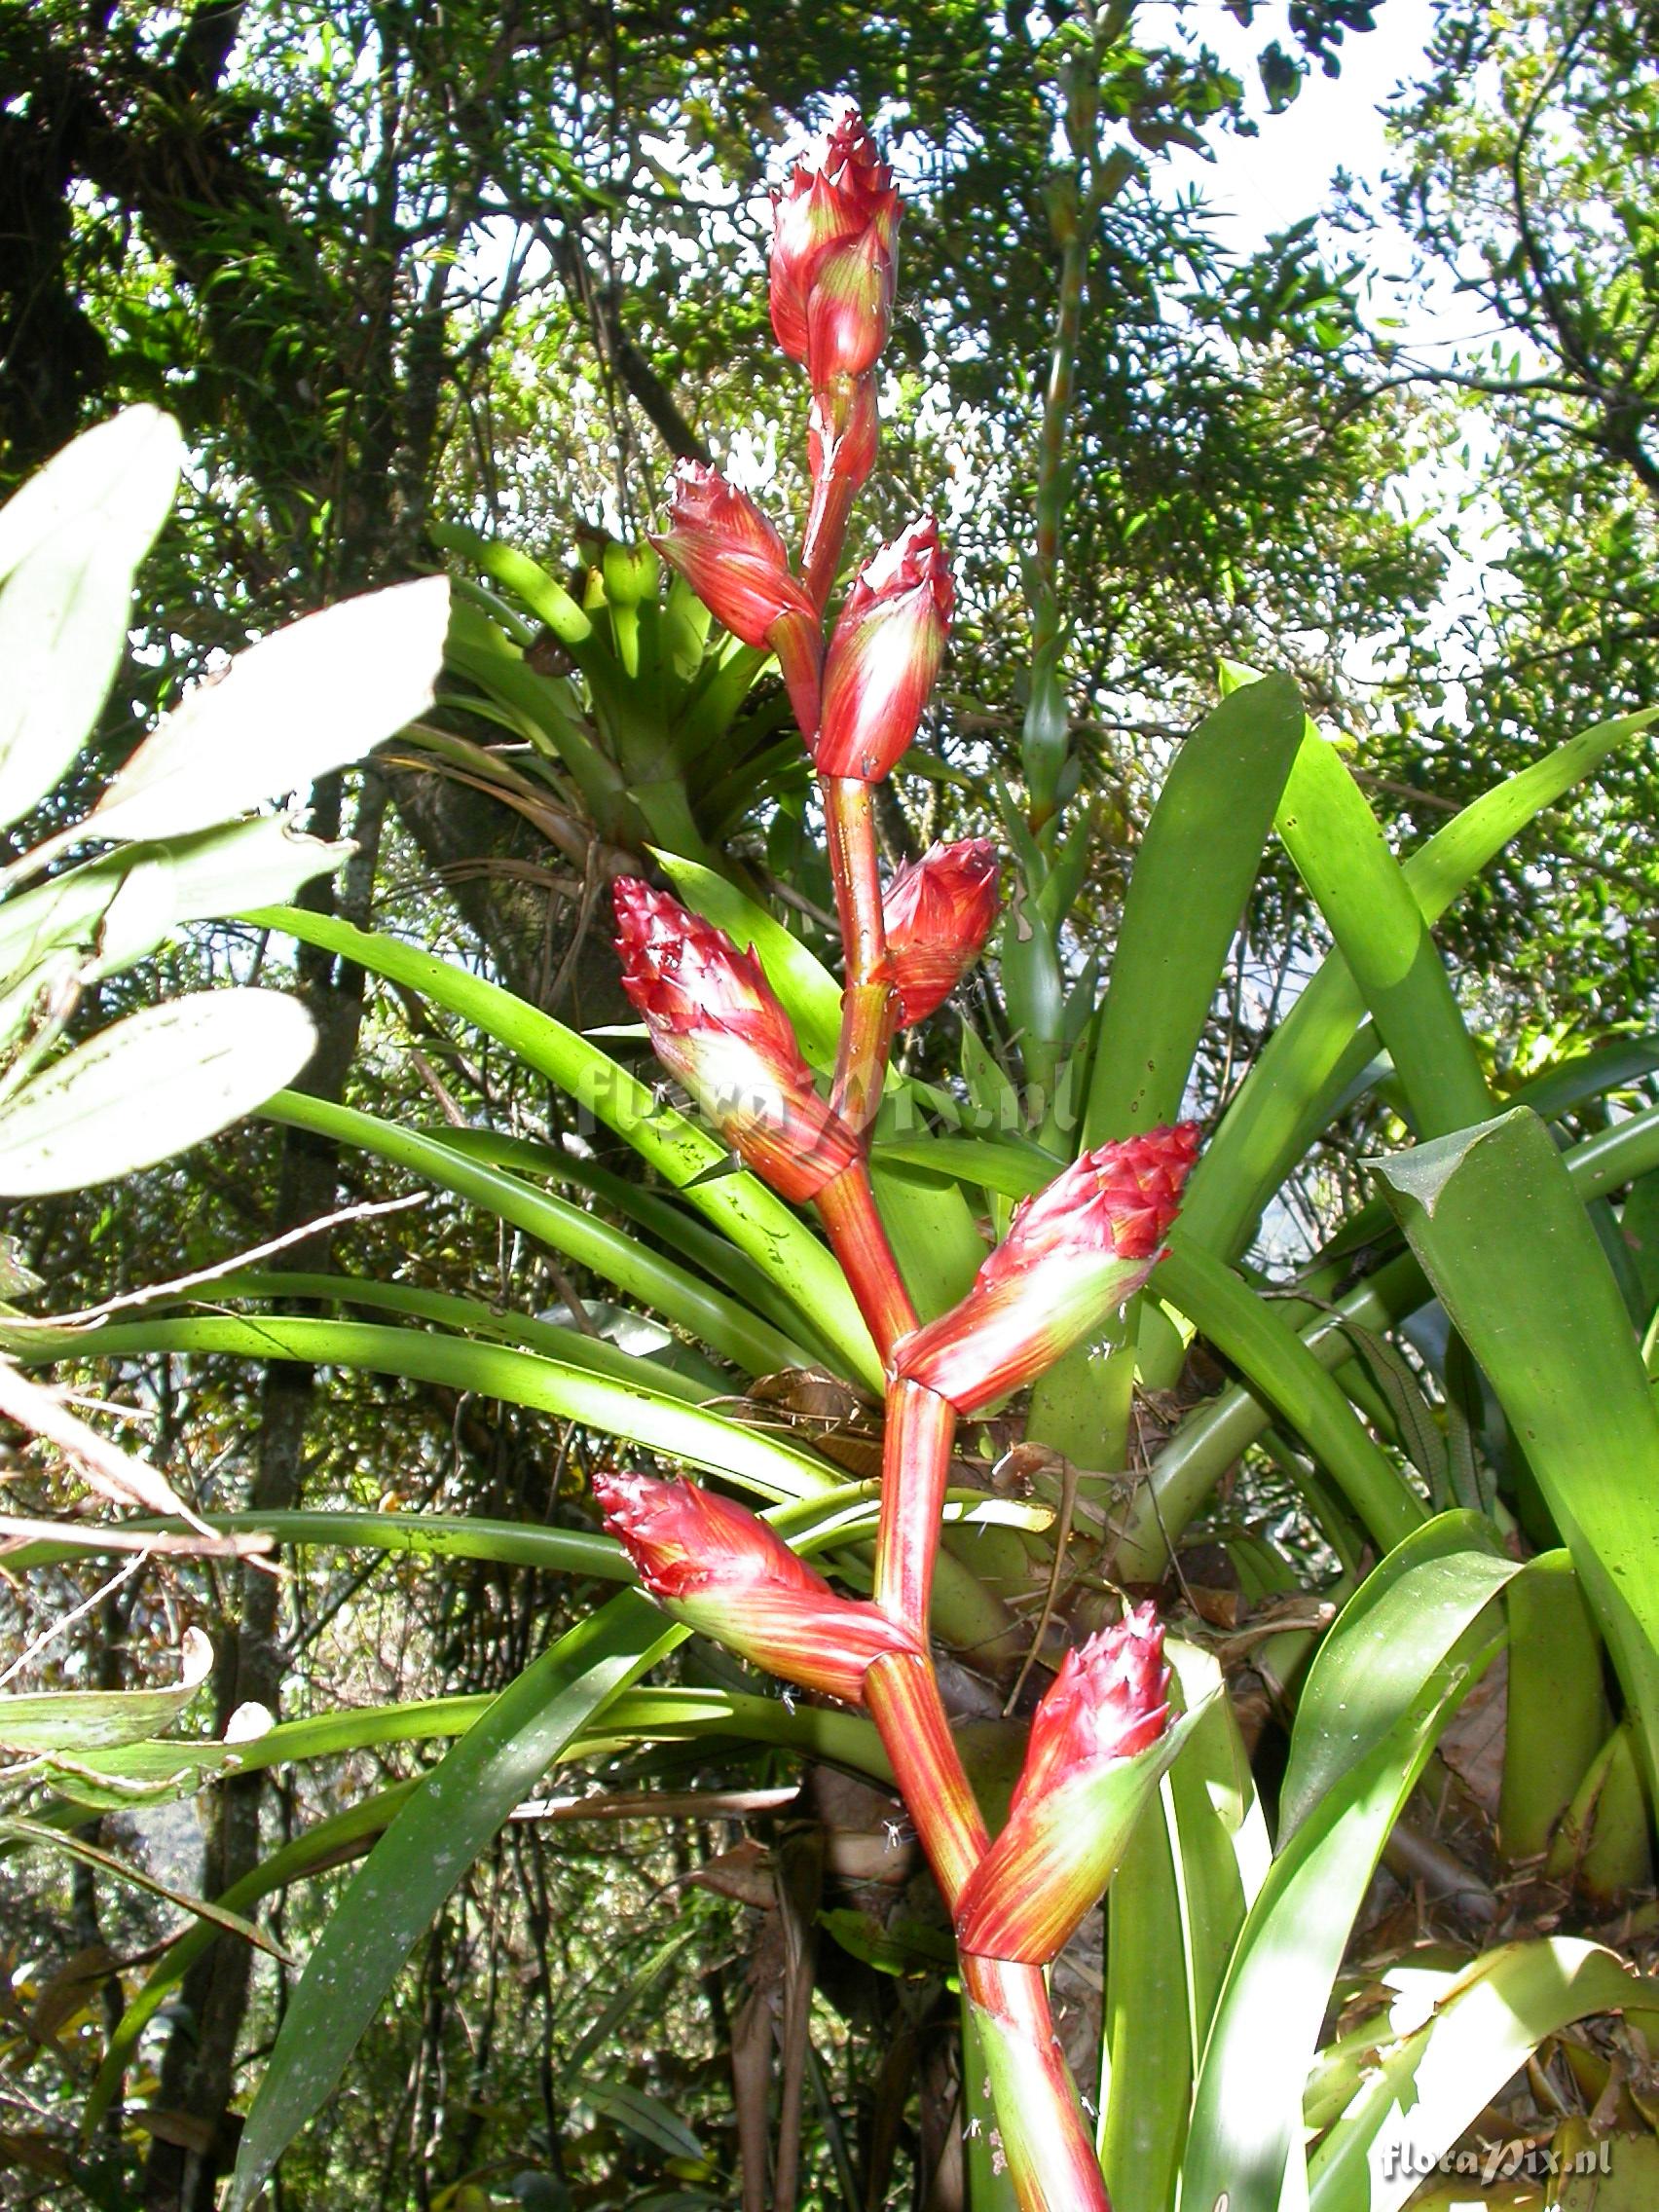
[872, 1129, 1059, 1202]
[1500, 1551, 1609, 1863]
[0, 817, 352, 1003]
[1374, 1106, 1659, 1802]
[225, 1592, 680, 2212]
[88, 1781, 421, 2132]
[1307, 1938, 1652, 2212]
[0, 1626, 211, 1751]
[1084, 671, 1305, 1143]
[1100, 1781, 1191, 2212]
[870, 1155, 986, 1321]
[582, 2081, 707, 2164]
[1156, 1236, 1424, 1550]
[0, 1316, 847, 1504]
[209, 1270, 721, 1398]
[260, 1090, 807, 1378]
[89, 576, 450, 842]
[0, 408, 183, 833]
[1278, 1511, 1518, 1842]
[0, 1813, 292, 1962]
[1273, 723, 1493, 1136]
[0, 990, 316, 1195]
[1180, 702, 1659, 1261]
[237, 904, 880, 1386]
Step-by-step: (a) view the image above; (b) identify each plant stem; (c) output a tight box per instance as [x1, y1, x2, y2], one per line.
[863, 1645, 1113, 2212]
[875, 1377, 957, 1636]
[814, 1163, 916, 1364]
[821, 774, 896, 1129]
[802, 471, 857, 610]
[863, 1653, 989, 1899]
[961, 1953, 1114, 2212]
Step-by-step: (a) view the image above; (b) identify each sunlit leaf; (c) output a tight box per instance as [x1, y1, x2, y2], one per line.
[90, 575, 450, 841]
[0, 990, 316, 1195]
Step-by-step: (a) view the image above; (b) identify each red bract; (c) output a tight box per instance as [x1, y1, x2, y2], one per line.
[955, 1605, 1173, 1964]
[593, 1470, 920, 1703]
[884, 838, 1000, 1024]
[612, 878, 859, 1205]
[650, 461, 816, 652]
[815, 519, 953, 782]
[894, 1124, 1201, 1415]
[770, 109, 901, 373]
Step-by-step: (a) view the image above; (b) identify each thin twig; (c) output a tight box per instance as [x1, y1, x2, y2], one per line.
[0, 1514, 275, 1561]
[6, 1190, 429, 1331]
[0, 1548, 151, 1688]
[0, 1361, 211, 1532]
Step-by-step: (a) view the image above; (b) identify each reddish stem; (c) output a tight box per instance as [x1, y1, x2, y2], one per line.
[802, 470, 858, 611]
[961, 1953, 1114, 2212]
[864, 1651, 989, 1902]
[822, 774, 897, 1128]
[875, 1377, 956, 1636]
[814, 1162, 916, 1364]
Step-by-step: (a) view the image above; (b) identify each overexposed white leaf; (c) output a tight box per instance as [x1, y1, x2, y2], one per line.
[0, 411, 184, 833]
[0, 814, 354, 990]
[90, 574, 452, 842]
[0, 989, 316, 1195]
[0, 407, 181, 590]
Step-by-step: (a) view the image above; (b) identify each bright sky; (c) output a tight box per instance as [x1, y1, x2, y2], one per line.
[1148, 0, 1512, 683]
[1157, 0, 1439, 251]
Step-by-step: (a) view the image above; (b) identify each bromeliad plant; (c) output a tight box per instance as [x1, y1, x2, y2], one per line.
[14, 96, 1659, 2212]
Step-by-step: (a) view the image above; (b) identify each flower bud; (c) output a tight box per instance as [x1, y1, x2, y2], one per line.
[884, 839, 1000, 1025]
[815, 519, 953, 782]
[807, 227, 895, 384]
[613, 879, 859, 1205]
[594, 1470, 920, 1703]
[649, 461, 816, 653]
[770, 109, 901, 372]
[955, 1605, 1173, 1963]
[893, 1124, 1200, 1415]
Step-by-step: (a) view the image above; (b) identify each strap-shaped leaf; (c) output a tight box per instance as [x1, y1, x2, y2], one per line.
[1308, 1937, 1653, 2212]
[1084, 671, 1306, 1144]
[0, 1315, 844, 1503]
[1179, 1659, 1483, 2212]
[1273, 723, 1493, 1137]
[260, 1089, 806, 1378]
[1278, 1512, 1519, 1842]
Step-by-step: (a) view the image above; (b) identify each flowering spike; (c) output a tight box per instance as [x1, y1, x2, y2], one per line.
[955, 1606, 1174, 1964]
[612, 879, 860, 1205]
[893, 1124, 1201, 1415]
[770, 110, 901, 371]
[649, 461, 816, 652]
[884, 838, 1001, 1025]
[815, 519, 953, 782]
[593, 1471, 920, 1703]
